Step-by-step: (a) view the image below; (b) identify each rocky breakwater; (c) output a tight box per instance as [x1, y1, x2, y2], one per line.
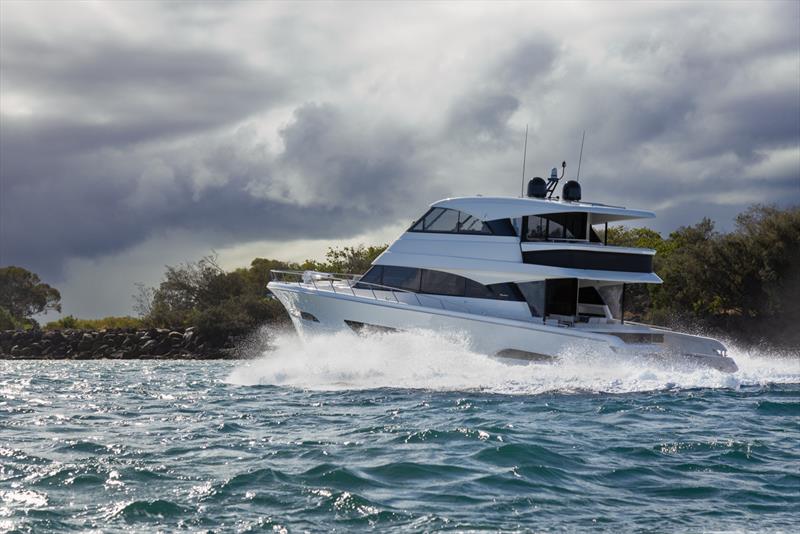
[0, 328, 242, 360]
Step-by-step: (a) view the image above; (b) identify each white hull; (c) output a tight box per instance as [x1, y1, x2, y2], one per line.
[268, 281, 738, 372]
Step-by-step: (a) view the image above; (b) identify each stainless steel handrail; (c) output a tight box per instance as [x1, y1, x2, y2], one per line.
[269, 270, 436, 309]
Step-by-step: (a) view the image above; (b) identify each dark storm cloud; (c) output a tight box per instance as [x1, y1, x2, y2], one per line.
[1, 1, 798, 311]
[276, 103, 441, 213]
[1, 29, 284, 153]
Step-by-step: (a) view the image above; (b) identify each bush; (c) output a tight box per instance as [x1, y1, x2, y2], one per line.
[44, 315, 144, 330]
[0, 306, 19, 330]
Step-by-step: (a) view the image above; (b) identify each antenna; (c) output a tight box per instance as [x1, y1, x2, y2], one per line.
[520, 124, 529, 197]
[576, 130, 586, 182]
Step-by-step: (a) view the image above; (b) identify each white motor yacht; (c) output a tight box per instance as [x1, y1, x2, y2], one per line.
[268, 170, 738, 373]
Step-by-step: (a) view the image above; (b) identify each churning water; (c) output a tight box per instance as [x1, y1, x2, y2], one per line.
[1, 330, 798, 532]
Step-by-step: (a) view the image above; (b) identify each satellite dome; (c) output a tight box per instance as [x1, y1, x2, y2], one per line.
[562, 180, 582, 201]
[527, 177, 547, 198]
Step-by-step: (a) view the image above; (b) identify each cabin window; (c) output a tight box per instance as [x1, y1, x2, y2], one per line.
[522, 213, 588, 242]
[421, 269, 466, 296]
[355, 265, 383, 288]
[410, 208, 516, 236]
[458, 212, 492, 234]
[426, 208, 460, 233]
[359, 265, 524, 301]
[465, 279, 523, 301]
[382, 266, 421, 292]
[525, 215, 548, 240]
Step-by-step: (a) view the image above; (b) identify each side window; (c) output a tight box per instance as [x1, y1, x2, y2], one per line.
[458, 212, 491, 234]
[355, 265, 383, 288]
[525, 215, 548, 241]
[421, 269, 466, 296]
[564, 213, 587, 240]
[410, 208, 443, 231]
[485, 219, 517, 236]
[465, 278, 493, 299]
[465, 279, 524, 301]
[547, 214, 567, 239]
[426, 208, 459, 232]
[486, 283, 524, 301]
[523, 213, 587, 241]
[382, 266, 421, 292]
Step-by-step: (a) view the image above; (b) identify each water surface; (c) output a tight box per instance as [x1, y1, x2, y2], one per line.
[1, 331, 798, 532]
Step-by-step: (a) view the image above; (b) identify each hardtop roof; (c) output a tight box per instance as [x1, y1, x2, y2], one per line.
[431, 196, 655, 223]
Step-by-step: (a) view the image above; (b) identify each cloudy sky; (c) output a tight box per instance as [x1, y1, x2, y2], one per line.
[1, 0, 798, 318]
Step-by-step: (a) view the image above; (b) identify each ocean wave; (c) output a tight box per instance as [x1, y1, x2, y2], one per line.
[227, 329, 800, 394]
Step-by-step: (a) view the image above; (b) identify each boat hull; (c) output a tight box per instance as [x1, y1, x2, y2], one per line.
[268, 282, 738, 373]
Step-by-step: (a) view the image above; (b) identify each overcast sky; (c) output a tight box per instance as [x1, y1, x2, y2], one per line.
[1, 0, 798, 318]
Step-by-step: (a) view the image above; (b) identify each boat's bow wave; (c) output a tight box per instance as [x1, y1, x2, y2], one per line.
[225, 330, 799, 394]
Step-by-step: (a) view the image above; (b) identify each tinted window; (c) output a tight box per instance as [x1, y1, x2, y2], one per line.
[410, 207, 443, 231]
[525, 215, 548, 240]
[426, 208, 459, 232]
[421, 270, 466, 296]
[464, 278, 493, 299]
[563, 213, 587, 239]
[355, 265, 383, 288]
[524, 213, 587, 241]
[382, 266, 421, 291]
[465, 279, 523, 301]
[458, 212, 491, 234]
[486, 283, 523, 301]
[486, 218, 517, 236]
[547, 214, 567, 239]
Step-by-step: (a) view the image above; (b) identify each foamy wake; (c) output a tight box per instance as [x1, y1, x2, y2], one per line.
[226, 329, 800, 395]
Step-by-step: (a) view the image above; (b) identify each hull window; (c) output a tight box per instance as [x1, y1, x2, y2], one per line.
[299, 311, 319, 322]
[344, 320, 400, 334]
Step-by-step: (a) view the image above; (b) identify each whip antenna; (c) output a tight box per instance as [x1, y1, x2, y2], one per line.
[520, 124, 529, 197]
[576, 130, 586, 182]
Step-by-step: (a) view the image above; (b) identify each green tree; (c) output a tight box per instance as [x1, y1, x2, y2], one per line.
[0, 306, 18, 330]
[300, 244, 388, 274]
[0, 266, 61, 326]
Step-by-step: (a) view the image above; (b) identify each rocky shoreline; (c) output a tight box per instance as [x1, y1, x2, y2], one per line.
[0, 328, 246, 360]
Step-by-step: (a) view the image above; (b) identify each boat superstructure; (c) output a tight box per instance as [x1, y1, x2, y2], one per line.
[268, 172, 737, 372]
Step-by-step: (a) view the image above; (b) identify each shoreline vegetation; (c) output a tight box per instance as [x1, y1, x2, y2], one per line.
[1, 205, 797, 360]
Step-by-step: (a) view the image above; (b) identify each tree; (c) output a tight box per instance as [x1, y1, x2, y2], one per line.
[0, 266, 61, 325]
[301, 244, 388, 274]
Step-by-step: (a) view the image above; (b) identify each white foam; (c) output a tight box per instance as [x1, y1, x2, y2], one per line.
[226, 329, 800, 394]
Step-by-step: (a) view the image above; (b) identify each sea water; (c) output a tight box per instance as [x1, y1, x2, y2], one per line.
[1, 330, 798, 532]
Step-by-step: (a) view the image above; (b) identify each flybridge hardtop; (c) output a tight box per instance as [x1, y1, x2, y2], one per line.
[267, 163, 738, 373]
[431, 196, 656, 225]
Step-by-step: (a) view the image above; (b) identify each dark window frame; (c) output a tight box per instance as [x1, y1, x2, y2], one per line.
[408, 208, 516, 237]
[521, 212, 589, 242]
[356, 265, 524, 302]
